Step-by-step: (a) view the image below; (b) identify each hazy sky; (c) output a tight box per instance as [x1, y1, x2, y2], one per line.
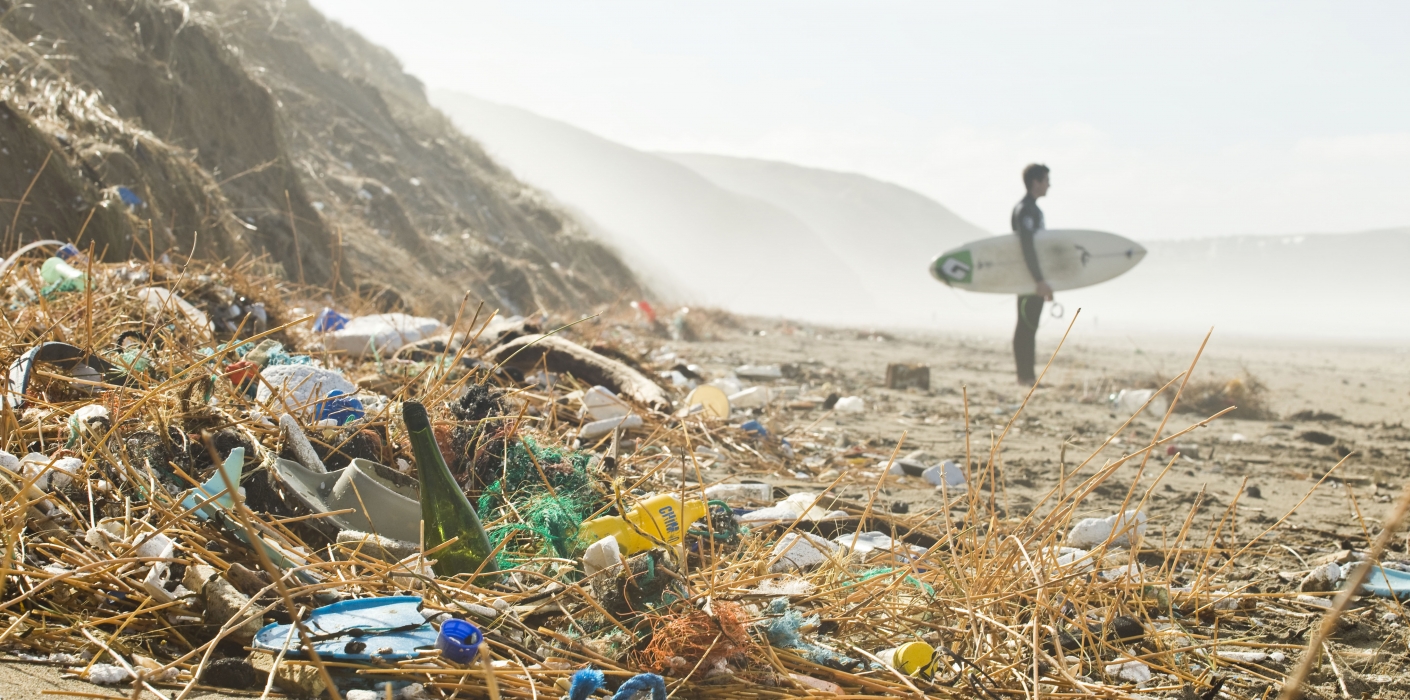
[312, 1, 1409, 239]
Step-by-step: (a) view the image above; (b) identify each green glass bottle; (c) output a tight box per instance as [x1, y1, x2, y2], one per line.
[403, 401, 497, 578]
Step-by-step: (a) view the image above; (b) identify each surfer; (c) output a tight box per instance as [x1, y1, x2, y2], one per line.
[1012, 163, 1052, 387]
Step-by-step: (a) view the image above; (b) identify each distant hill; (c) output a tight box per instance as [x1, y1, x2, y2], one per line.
[431, 91, 882, 323]
[658, 153, 988, 319]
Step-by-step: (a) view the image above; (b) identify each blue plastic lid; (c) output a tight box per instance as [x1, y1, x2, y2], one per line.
[436, 619, 482, 664]
[314, 390, 365, 424]
[56, 244, 82, 260]
[740, 420, 768, 438]
[313, 307, 349, 333]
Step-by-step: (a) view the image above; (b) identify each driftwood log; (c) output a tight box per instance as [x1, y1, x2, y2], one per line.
[487, 334, 672, 412]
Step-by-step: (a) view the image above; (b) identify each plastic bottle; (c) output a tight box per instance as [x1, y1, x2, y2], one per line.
[40, 256, 86, 292]
[577, 493, 708, 555]
[403, 401, 497, 578]
[877, 640, 935, 676]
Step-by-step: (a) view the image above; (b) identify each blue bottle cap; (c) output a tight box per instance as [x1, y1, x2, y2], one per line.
[436, 618, 482, 664]
[56, 244, 82, 260]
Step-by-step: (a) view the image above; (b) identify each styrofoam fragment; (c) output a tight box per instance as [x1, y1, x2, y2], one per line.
[833, 396, 864, 413]
[256, 364, 356, 417]
[1068, 510, 1147, 549]
[86, 663, 134, 685]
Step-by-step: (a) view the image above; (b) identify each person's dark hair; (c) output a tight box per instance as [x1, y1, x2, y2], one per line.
[1022, 163, 1050, 190]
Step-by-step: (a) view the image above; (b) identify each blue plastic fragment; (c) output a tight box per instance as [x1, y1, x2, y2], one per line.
[253, 596, 437, 662]
[611, 673, 666, 700]
[56, 243, 82, 260]
[116, 186, 143, 208]
[181, 448, 244, 520]
[568, 668, 606, 700]
[740, 420, 768, 438]
[435, 619, 482, 664]
[1361, 565, 1410, 599]
[313, 307, 349, 332]
[314, 390, 364, 425]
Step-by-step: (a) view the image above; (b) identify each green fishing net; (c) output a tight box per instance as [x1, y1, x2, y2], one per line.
[476, 436, 605, 568]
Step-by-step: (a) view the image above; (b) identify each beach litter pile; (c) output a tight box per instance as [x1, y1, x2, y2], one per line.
[0, 243, 1405, 699]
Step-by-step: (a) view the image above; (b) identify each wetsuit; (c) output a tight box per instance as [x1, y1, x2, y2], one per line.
[1011, 195, 1045, 385]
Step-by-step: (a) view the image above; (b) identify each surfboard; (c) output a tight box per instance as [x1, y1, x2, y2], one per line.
[930, 229, 1145, 294]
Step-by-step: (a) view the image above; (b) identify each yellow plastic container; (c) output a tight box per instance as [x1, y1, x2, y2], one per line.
[878, 641, 935, 676]
[578, 494, 708, 555]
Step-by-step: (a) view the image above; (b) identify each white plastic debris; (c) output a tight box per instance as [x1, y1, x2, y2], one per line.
[70, 404, 111, 441]
[834, 531, 926, 558]
[323, 313, 445, 357]
[1050, 547, 1097, 572]
[703, 482, 772, 505]
[256, 365, 357, 417]
[582, 534, 627, 576]
[769, 532, 839, 573]
[738, 493, 833, 523]
[136, 286, 213, 334]
[1104, 659, 1151, 684]
[580, 385, 631, 421]
[579, 413, 642, 440]
[18, 453, 82, 491]
[1300, 562, 1343, 593]
[833, 396, 865, 413]
[924, 460, 967, 492]
[708, 377, 744, 396]
[1068, 510, 1147, 549]
[86, 663, 134, 685]
[1108, 389, 1169, 419]
[1216, 650, 1268, 663]
[735, 364, 782, 380]
[1295, 594, 1333, 608]
[752, 576, 817, 597]
[728, 386, 772, 409]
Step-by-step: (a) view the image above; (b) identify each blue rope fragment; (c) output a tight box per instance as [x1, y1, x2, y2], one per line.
[567, 668, 605, 700]
[610, 673, 666, 700]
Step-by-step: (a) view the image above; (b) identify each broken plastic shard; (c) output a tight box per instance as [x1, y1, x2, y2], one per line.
[269, 457, 422, 543]
[734, 364, 782, 380]
[769, 532, 839, 573]
[579, 413, 642, 440]
[579, 385, 630, 421]
[581, 534, 626, 576]
[136, 287, 213, 334]
[1360, 565, 1410, 599]
[182, 447, 245, 520]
